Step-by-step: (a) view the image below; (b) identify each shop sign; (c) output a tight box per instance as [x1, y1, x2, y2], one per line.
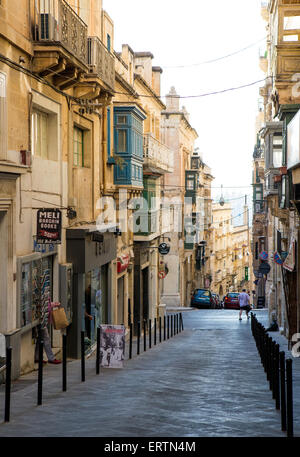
[33, 239, 56, 253]
[37, 209, 62, 244]
[117, 254, 130, 274]
[158, 243, 170, 256]
[245, 266, 249, 281]
[100, 325, 125, 369]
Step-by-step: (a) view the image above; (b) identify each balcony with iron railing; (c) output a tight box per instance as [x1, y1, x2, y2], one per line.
[87, 37, 115, 92]
[32, 0, 88, 85]
[143, 134, 174, 174]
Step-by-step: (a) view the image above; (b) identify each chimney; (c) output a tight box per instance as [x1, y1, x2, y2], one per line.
[165, 86, 180, 111]
[134, 52, 154, 86]
[152, 66, 163, 97]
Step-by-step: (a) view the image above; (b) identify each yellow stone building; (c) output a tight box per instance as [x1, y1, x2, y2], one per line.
[0, 0, 119, 376]
[211, 202, 252, 298]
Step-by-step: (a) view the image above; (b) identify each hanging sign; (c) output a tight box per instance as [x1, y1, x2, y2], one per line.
[117, 254, 130, 274]
[158, 243, 170, 255]
[37, 209, 62, 244]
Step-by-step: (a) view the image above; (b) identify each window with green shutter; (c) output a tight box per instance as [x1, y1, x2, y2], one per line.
[73, 126, 84, 167]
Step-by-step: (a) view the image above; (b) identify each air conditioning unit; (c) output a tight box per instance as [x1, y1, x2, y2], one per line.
[38, 13, 58, 41]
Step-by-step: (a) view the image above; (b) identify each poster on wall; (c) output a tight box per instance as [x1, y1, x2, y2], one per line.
[37, 209, 62, 244]
[100, 325, 125, 369]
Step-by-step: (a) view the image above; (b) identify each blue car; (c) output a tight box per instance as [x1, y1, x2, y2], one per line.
[191, 289, 214, 309]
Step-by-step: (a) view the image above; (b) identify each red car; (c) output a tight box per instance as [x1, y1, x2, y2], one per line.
[223, 292, 240, 310]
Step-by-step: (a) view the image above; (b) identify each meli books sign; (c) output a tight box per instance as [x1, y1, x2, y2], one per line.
[37, 209, 62, 244]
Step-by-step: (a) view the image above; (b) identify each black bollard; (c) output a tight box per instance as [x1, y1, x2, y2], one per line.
[180, 312, 184, 331]
[167, 315, 170, 339]
[173, 314, 176, 335]
[159, 316, 162, 343]
[171, 315, 173, 337]
[280, 351, 287, 432]
[177, 313, 179, 334]
[37, 337, 44, 406]
[96, 327, 101, 375]
[129, 323, 133, 359]
[149, 319, 152, 349]
[81, 331, 85, 382]
[137, 321, 140, 355]
[4, 346, 12, 422]
[62, 333, 67, 391]
[154, 318, 157, 346]
[143, 320, 147, 352]
[274, 344, 280, 410]
[272, 341, 276, 399]
[286, 358, 294, 438]
[164, 315, 166, 341]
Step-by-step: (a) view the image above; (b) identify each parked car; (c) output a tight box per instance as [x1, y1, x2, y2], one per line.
[212, 293, 221, 308]
[191, 289, 215, 309]
[223, 292, 240, 310]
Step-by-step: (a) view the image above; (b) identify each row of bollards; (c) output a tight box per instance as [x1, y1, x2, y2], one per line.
[129, 313, 184, 360]
[3, 312, 184, 422]
[251, 313, 293, 437]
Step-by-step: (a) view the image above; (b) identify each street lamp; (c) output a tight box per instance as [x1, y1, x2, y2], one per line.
[219, 185, 225, 206]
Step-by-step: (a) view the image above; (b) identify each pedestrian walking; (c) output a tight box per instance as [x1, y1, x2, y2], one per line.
[34, 301, 61, 365]
[238, 289, 251, 320]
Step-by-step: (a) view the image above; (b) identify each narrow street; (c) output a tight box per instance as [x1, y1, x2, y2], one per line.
[0, 309, 291, 438]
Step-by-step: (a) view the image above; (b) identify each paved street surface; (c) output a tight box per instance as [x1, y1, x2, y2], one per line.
[0, 309, 296, 437]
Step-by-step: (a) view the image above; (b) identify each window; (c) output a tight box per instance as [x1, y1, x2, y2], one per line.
[117, 115, 127, 125]
[117, 130, 127, 153]
[20, 256, 53, 327]
[284, 16, 300, 30]
[73, 126, 84, 166]
[273, 133, 283, 167]
[32, 110, 48, 159]
[107, 34, 111, 52]
[0, 72, 6, 160]
[280, 175, 287, 209]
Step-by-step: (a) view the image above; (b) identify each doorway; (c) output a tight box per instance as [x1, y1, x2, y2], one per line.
[142, 267, 149, 321]
[0, 211, 8, 334]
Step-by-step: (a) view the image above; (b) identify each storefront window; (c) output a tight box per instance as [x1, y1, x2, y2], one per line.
[84, 265, 108, 350]
[20, 256, 53, 327]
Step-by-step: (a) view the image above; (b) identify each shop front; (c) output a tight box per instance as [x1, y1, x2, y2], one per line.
[66, 227, 117, 358]
[133, 243, 150, 334]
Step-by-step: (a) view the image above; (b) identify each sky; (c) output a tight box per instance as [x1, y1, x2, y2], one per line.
[103, 0, 267, 223]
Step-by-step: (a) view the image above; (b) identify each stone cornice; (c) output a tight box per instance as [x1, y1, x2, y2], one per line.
[134, 73, 166, 109]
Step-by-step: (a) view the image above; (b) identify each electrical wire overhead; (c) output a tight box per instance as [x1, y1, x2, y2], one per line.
[163, 37, 267, 69]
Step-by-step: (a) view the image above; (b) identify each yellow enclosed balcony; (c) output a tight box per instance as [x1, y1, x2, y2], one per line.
[32, 0, 88, 88]
[143, 133, 174, 174]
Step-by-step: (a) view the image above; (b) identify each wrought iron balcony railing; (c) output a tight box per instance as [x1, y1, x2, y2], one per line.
[143, 134, 174, 174]
[88, 37, 115, 92]
[33, 0, 88, 67]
